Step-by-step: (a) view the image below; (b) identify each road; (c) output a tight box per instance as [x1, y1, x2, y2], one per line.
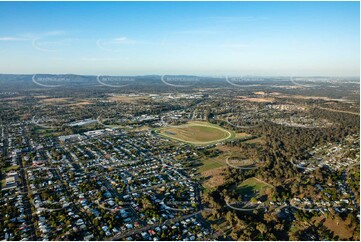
[111, 208, 212, 240]
[101, 176, 144, 226]
[51, 153, 102, 239]
[17, 153, 37, 240]
[111, 172, 212, 240]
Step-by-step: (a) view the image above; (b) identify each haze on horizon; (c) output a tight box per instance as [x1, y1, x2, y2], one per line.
[0, 1, 359, 77]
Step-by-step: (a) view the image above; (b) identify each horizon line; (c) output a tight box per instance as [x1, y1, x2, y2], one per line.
[0, 73, 359, 79]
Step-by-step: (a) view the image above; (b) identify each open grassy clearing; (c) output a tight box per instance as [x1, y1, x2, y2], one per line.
[156, 121, 234, 145]
[0, 96, 26, 101]
[36, 97, 94, 106]
[65, 101, 93, 106]
[198, 142, 256, 189]
[215, 144, 243, 153]
[200, 144, 258, 171]
[234, 132, 254, 139]
[198, 152, 228, 190]
[236, 96, 276, 103]
[40, 97, 70, 104]
[1, 178, 6, 189]
[107, 95, 149, 103]
[239, 177, 273, 191]
[244, 136, 266, 144]
[2, 165, 20, 172]
[33, 127, 61, 137]
[236, 177, 274, 200]
[198, 147, 230, 189]
[316, 106, 360, 116]
[201, 167, 225, 189]
[199, 157, 226, 173]
[312, 216, 359, 240]
[198, 146, 254, 173]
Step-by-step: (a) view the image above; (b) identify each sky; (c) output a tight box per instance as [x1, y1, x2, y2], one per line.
[0, 1, 359, 76]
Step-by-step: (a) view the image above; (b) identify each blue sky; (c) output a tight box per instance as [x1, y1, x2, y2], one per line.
[0, 1, 359, 76]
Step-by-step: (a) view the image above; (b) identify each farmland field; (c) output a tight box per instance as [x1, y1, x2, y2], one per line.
[156, 121, 233, 145]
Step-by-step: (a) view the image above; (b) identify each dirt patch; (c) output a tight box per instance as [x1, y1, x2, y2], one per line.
[253, 91, 266, 95]
[270, 93, 351, 103]
[316, 106, 359, 116]
[236, 96, 275, 103]
[235, 132, 253, 139]
[313, 216, 358, 240]
[0, 96, 26, 101]
[216, 145, 241, 153]
[108, 95, 148, 103]
[202, 167, 225, 189]
[245, 137, 266, 144]
[66, 101, 93, 106]
[34, 95, 49, 99]
[40, 97, 70, 103]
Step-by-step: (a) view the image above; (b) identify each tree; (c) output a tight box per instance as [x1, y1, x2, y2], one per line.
[256, 223, 267, 234]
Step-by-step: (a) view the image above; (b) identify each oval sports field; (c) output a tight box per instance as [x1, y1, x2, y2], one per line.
[155, 121, 234, 145]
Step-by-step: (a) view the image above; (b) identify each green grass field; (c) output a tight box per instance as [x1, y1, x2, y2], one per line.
[2, 165, 20, 172]
[198, 158, 225, 172]
[237, 177, 274, 200]
[156, 121, 234, 145]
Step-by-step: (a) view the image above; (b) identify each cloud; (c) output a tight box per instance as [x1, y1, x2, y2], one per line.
[0, 36, 29, 41]
[96, 37, 141, 52]
[99, 37, 140, 45]
[42, 31, 67, 36]
[32, 31, 76, 52]
[114, 37, 127, 42]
